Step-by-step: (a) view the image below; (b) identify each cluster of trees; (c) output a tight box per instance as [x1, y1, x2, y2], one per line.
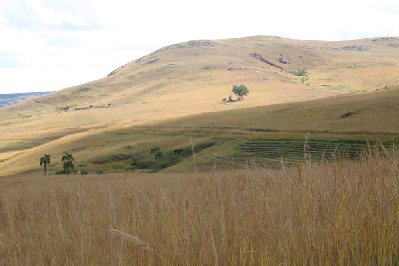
[130, 145, 192, 173]
[39, 152, 75, 175]
[39, 143, 211, 175]
[150, 146, 184, 172]
[40, 146, 169, 175]
[223, 84, 249, 102]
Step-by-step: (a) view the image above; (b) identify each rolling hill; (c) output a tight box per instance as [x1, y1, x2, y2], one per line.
[0, 36, 399, 175]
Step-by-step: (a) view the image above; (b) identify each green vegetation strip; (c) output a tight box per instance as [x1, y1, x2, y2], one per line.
[90, 141, 216, 172]
[237, 140, 386, 162]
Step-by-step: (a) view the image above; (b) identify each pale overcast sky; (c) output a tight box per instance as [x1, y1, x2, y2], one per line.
[0, 0, 398, 93]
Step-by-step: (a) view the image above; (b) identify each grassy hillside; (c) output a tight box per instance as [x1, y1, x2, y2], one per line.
[1, 36, 399, 175]
[0, 86, 398, 176]
[160, 87, 399, 134]
[1, 36, 399, 141]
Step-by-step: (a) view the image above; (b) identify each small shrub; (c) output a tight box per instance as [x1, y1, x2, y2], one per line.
[292, 69, 307, 76]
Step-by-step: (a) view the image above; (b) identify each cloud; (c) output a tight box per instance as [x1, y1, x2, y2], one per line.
[369, 0, 399, 13]
[26, 0, 88, 27]
[0, 53, 20, 68]
[1, 0, 95, 31]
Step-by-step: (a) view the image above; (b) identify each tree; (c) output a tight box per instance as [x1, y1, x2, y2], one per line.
[62, 152, 75, 175]
[150, 146, 164, 172]
[232, 84, 249, 100]
[173, 148, 184, 156]
[40, 154, 51, 175]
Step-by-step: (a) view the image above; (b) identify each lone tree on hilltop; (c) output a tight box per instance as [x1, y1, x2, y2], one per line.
[151, 146, 164, 172]
[62, 152, 75, 175]
[232, 84, 249, 100]
[40, 154, 51, 175]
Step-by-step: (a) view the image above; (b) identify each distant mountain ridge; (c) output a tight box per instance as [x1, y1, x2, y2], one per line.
[0, 92, 52, 108]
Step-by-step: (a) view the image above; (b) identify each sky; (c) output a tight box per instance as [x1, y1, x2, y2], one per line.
[0, 0, 398, 93]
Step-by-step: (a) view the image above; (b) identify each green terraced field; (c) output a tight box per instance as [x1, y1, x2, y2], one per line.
[236, 140, 377, 164]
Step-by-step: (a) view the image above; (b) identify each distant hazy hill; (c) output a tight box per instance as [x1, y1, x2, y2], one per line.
[0, 92, 51, 108]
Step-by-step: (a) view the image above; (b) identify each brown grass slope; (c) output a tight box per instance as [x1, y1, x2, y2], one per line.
[1, 36, 399, 138]
[1, 152, 399, 264]
[161, 86, 399, 134]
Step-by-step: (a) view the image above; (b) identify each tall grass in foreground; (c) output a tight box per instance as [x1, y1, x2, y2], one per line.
[0, 149, 398, 265]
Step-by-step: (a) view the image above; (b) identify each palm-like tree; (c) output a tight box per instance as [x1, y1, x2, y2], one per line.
[151, 146, 164, 172]
[62, 152, 75, 175]
[40, 154, 51, 175]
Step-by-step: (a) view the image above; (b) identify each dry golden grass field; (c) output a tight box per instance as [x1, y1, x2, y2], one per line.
[0, 149, 398, 265]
